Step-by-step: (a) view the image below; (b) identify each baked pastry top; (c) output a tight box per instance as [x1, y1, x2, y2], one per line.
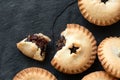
[82, 71, 117, 80]
[98, 37, 120, 78]
[78, 0, 120, 26]
[51, 24, 97, 74]
[13, 67, 57, 80]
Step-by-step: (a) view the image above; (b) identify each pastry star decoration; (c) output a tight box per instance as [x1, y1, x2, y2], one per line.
[69, 44, 79, 54]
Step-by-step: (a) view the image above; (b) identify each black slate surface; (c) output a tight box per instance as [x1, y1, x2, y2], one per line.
[0, 0, 120, 80]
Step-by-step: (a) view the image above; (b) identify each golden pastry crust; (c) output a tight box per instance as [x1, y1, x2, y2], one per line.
[17, 33, 51, 61]
[82, 71, 118, 80]
[98, 37, 120, 78]
[13, 67, 57, 80]
[78, 0, 120, 26]
[51, 24, 97, 74]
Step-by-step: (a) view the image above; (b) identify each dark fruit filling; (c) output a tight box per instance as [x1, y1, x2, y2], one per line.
[101, 0, 108, 3]
[69, 45, 79, 54]
[56, 36, 66, 50]
[26, 34, 49, 56]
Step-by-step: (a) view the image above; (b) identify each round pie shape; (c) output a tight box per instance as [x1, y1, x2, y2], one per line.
[13, 67, 57, 80]
[98, 37, 120, 78]
[82, 71, 117, 80]
[51, 24, 97, 74]
[78, 0, 120, 26]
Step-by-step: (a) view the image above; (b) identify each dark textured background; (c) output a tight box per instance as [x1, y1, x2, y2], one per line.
[0, 0, 120, 80]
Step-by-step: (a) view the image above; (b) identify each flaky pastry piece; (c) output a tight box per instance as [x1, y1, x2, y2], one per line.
[17, 33, 51, 61]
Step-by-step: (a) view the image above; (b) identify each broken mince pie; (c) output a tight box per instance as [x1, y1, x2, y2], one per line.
[17, 33, 51, 61]
[51, 24, 97, 74]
